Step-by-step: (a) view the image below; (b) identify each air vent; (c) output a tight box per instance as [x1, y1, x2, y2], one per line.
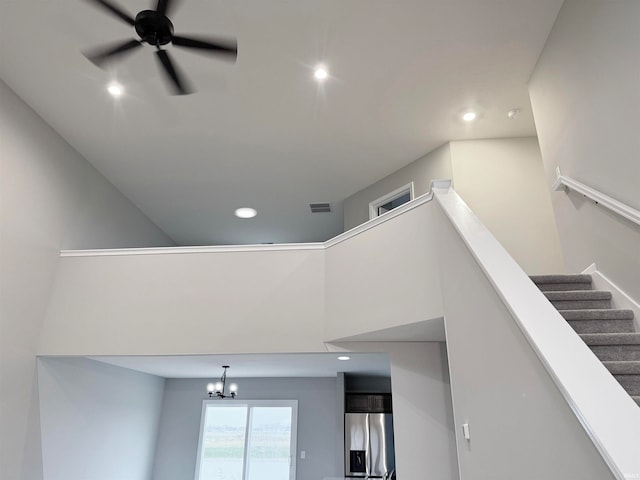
[310, 202, 331, 213]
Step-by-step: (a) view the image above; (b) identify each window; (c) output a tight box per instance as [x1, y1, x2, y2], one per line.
[369, 183, 414, 220]
[194, 400, 298, 480]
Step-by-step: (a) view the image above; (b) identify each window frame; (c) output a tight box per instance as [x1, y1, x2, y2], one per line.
[194, 399, 299, 480]
[368, 182, 415, 220]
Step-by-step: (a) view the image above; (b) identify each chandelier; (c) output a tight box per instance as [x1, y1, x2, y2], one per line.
[207, 365, 238, 399]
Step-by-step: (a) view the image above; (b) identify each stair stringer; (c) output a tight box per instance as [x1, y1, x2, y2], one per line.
[582, 263, 640, 332]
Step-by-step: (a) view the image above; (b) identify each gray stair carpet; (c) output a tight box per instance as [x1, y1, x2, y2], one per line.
[531, 274, 640, 407]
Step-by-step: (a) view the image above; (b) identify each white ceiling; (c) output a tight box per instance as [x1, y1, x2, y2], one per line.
[86, 352, 391, 378]
[0, 0, 563, 245]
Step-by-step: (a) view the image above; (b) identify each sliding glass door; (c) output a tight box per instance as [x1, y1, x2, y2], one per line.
[195, 400, 298, 480]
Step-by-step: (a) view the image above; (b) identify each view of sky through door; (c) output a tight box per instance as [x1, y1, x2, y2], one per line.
[196, 401, 297, 480]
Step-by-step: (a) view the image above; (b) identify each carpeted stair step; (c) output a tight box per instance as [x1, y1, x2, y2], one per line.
[603, 363, 640, 397]
[532, 272, 639, 407]
[580, 333, 640, 361]
[530, 274, 593, 292]
[614, 374, 640, 395]
[560, 309, 635, 333]
[602, 361, 640, 375]
[544, 290, 612, 310]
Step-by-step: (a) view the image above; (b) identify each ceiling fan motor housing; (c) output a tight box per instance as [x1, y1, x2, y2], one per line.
[135, 10, 174, 46]
[84, 0, 237, 94]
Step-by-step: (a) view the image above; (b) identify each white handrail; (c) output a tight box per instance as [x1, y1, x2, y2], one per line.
[433, 183, 640, 480]
[552, 166, 640, 226]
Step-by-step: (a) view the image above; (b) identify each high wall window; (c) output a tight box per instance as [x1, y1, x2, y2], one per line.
[369, 182, 414, 220]
[195, 400, 298, 480]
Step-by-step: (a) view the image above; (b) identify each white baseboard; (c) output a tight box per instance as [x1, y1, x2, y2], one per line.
[582, 263, 640, 331]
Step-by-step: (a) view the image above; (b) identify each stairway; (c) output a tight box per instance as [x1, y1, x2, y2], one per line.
[530, 274, 640, 407]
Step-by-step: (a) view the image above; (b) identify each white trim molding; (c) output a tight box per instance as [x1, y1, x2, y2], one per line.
[62, 180, 452, 257]
[326, 179, 450, 248]
[553, 166, 640, 226]
[327, 189, 430, 248]
[60, 243, 325, 257]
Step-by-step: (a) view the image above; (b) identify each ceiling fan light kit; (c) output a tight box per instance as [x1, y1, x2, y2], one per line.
[85, 0, 238, 95]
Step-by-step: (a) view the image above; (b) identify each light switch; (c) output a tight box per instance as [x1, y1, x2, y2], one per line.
[462, 423, 471, 440]
[300, 450, 306, 459]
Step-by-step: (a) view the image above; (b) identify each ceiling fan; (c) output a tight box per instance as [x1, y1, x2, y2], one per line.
[84, 0, 238, 95]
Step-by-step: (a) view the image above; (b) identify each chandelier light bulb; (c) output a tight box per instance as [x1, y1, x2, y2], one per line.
[215, 381, 223, 393]
[206, 383, 215, 394]
[229, 383, 238, 393]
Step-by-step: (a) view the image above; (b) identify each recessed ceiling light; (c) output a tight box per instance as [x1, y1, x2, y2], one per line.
[234, 207, 257, 219]
[337, 356, 350, 361]
[462, 111, 477, 122]
[507, 108, 521, 120]
[107, 83, 123, 97]
[314, 67, 328, 81]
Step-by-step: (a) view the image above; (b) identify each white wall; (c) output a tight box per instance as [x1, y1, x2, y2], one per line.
[40, 249, 327, 355]
[341, 137, 565, 276]
[328, 342, 459, 480]
[529, 0, 640, 299]
[435, 204, 617, 480]
[449, 138, 564, 274]
[325, 202, 443, 342]
[37, 358, 165, 480]
[42, 200, 445, 354]
[152, 377, 339, 480]
[343, 143, 452, 230]
[0, 80, 173, 480]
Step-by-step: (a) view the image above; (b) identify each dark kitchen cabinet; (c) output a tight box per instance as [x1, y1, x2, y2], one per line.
[345, 393, 392, 413]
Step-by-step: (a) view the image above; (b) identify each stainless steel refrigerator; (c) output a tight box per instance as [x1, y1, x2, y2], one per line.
[345, 413, 395, 478]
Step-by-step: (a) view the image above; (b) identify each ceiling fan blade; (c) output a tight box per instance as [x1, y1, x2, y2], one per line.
[84, 39, 142, 67]
[156, 0, 180, 17]
[155, 49, 192, 95]
[172, 35, 237, 58]
[86, 0, 136, 26]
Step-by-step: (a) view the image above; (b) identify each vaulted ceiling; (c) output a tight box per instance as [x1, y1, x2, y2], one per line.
[0, 0, 563, 245]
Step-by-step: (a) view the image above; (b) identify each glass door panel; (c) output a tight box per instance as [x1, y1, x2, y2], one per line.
[198, 405, 248, 480]
[196, 401, 297, 480]
[246, 407, 293, 480]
